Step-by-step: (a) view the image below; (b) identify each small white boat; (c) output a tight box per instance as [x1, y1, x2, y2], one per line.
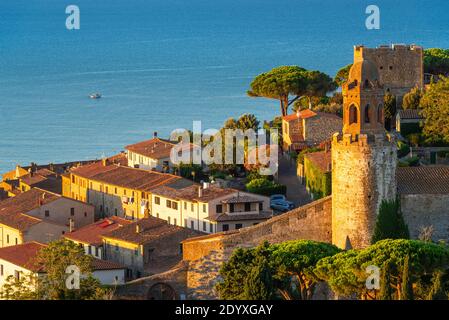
[89, 93, 102, 99]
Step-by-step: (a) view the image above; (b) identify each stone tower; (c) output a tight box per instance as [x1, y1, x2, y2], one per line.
[331, 48, 397, 249]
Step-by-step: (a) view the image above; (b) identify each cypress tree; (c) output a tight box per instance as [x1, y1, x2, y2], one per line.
[401, 255, 414, 300]
[379, 261, 393, 300]
[372, 199, 410, 244]
[427, 271, 447, 300]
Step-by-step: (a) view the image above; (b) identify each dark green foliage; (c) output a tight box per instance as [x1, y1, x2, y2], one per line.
[297, 147, 323, 165]
[216, 242, 272, 300]
[243, 257, 274, 300]
[427, 271, 447, 300]
[424, 48, 449, 75]
[398, 156, 420, 167]
[217, 240, 340, 300]
[401, 255, 414, 300]
[334, 64, 353, 87]
[247, 66, 336, 116]
[246, 178, 286, 196]
[397, 141, 410, 158]
[371, 199, 409, 244]
[384, 93, 396, 130]
[402, 87, 423, 110]
[315, 239, 449, 300]
[176, 163, 203, 180]
[400, 122, 422, 137]
[304, 156, 331, 199]
[379, 261, 393, 300]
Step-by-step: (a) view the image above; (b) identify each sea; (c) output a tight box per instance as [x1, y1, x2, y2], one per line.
[1, 0, 448, 173]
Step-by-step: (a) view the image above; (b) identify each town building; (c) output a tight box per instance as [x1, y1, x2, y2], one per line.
[150, 183, 271, 233]
[62, 153, 194, 220]
[0, 242, 126, 288]
[64, 217, 133, 259]
[395, 109, 423, 136]
[0, 188, 95, 247]
[282, 110, 341, 152]
[125, 132, 200, 173]
[102, 217, 202, 279]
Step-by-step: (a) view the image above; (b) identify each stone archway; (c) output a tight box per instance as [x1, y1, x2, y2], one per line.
[147, 282, 177, 300]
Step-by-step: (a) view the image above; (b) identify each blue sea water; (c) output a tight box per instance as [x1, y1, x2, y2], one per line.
[0, 0, 448, 173]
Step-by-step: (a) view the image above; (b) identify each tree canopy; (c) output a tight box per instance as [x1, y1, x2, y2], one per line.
[420, 76, 449, 144]
[371, 199, 409, 244]
[314, 239, 449, 300]
[402, 87, 423, 110]
[248, 66, 336, 116]
[424, 48, 449, 76]
[334, 64, 353, 87]
[216, 240, 340, 300]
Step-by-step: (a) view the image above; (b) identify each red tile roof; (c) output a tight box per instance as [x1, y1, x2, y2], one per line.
[70, 158, 189, 192]
[20, 169, 56, 186]
[397, 166, 449, 194]
[0, 242, 46, 272]
[304, 151, 332, 173]
[64, 217, 133, 246]
[282, 109, 317, 122]
[90, 258, 125, 270]
[102, 216, 203, 245]
[0, 188, 60, 231]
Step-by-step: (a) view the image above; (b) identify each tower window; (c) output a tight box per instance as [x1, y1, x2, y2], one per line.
[349, 105, 358, 125]
[377, 104, 384, 123]
[364, 104, 371, 123]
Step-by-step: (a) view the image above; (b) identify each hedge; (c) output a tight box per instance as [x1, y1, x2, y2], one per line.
[246, 178, 287, 196]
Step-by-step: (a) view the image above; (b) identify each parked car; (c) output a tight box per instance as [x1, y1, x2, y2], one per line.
[270, 194, 294, 212]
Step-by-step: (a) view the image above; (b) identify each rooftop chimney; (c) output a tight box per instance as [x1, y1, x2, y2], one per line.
[136, 224, 141, 233]
[102, 158, 107, 167]
[69, 219, 75, 233]
[198, 186, 203, 198]
[153, 131, 158, 138]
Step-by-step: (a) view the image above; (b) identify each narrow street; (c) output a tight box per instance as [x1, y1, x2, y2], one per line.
[276, 153, 311, 208]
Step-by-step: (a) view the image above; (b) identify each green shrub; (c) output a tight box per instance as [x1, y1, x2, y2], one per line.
[397, 141, 411, 158]
[246, 178, 286, 196]
[400, 122, 422, 137]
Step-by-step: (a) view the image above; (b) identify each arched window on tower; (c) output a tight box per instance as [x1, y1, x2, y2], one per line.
[349, 105, 358, 125]
[377, 104, 383, 123]
[365, 104, 371, 123]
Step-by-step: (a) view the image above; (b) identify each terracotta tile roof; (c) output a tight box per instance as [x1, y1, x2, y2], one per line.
[151, 184, 237, 202]
[0, 242, 124, 272]
[398, 109, 423, 120]
[282, 109, 317, 122]
[397, 166, 449, 194]
[70, 158, 189, 192]
[91, 258, 125, 270]
[125, 138, 176, 159]
[221, 195, 263, 204]
[102, 216, 203, 245]
[0, 242, 46, 272]
[0, 188, 60, 231]
[304, 151, 332, 172]
[64, 217, 133, 246]
[20, 169, 55, 186]
[208, 211, 273, 222]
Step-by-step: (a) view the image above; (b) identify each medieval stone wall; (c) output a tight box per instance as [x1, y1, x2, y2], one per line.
[331, 132, 397, 249]
[401, 194, 449, 242]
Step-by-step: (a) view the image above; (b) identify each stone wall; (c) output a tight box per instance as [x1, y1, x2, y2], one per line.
[182, 196, 332, 299]
[401, 194, 449, 242]
[331, 133, 397, 249]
